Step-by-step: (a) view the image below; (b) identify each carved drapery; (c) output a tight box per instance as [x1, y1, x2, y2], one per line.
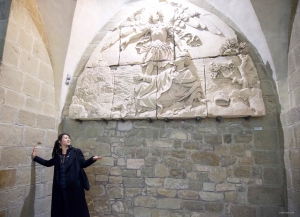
[69, 1, 265, 120]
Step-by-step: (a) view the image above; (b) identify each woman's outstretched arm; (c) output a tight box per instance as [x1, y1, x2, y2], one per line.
[76, 148, 102, 168]
[32, 147, 55, 167]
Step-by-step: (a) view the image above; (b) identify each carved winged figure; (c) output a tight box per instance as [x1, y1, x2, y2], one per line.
[102, 2, 223, 75]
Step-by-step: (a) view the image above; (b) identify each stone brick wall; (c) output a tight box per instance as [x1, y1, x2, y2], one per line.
[62, 103, 285, 217]
[284, 2, 300, 216]
[0, 0, 58, 216]
[60, 1, 286, 216]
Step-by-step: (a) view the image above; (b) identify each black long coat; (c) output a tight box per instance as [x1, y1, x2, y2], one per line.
[33, 147, 96, 217]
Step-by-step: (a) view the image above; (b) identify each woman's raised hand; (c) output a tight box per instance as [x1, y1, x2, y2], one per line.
[32, 147, 37, 159]
[93, 156, 103, 161]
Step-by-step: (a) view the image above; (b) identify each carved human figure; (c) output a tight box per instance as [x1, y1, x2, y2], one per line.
[121, 10, 175, 75]
[133, 51, 206, 116]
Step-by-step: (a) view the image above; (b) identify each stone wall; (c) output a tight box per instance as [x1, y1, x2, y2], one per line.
[0, 0, 58, 216]
[60, 1, 286, 216]
[284, 2, 300, 216]
[62, 84, 284, 217]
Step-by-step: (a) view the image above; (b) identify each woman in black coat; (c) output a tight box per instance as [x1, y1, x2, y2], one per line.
[32, 133, 102, 217]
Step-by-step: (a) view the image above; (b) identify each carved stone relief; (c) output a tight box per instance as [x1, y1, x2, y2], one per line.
[69, 1, 265, 120]
[206, 55, 265, 117]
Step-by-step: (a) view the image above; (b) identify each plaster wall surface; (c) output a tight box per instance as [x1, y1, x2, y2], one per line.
[35, 0, 76, 113]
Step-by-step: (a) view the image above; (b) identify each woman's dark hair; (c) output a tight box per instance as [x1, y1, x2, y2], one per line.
[52, 133, 70, 157]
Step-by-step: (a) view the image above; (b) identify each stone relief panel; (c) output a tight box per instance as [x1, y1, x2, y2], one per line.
[205, 55, 265, 117]
[69, 66, 114, 119]
[69, 0, 265, 120]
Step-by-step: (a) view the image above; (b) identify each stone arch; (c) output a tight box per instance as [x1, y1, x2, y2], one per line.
[62, 1, 286, 216]
[66, 0, 270, 122]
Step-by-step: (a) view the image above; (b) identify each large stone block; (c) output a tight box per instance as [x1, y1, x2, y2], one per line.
[204, 202, 223, 213]
[181, 200, 203, 211]
[157, 188, 177, 197]
[124, 177, 144, 188]
[208, 167, 226, 183]
[259, 206, 285, 217]
[0, 124, 22, 146]
[216, 183, 235, 191]
[33, 40, 50, 64]
[36, 114, 56, 130]
[17, 29, 34, 53]
[42, 102, 55, 117]
[253, 151, 279, 165]
[134, 207, 151, 217]
[204, 134, 222, 145]
[263, 167, 283, 186]
[40, 82, 55, 104]
[17, 166, 41, 185]
[199, 192, 224, 201]
[23, 126, 45, 146]
[288, 189, 300, 213]
[25, 97, 43, 115]
[0, 209, 6, 217]
[23, 74, 40, 98]
[38, 62, 54, 85]
[0, 104, 17, 124]
[45, 130, 58, 148]
[135, 196, 157, 207]
[231, 205, 256, 217]
[0, 169, 16, 189]
[20, 50, 39, 77]
[4, 91, 23, 116]
[127, 159, 144, 169]
[234, 166, 252, 178]
[107, 187, 124, 198]
[154, 164, 169, 177]
[6, 19, 19, 43]
[191, 151, 220, 166]
[254, 130, 279, 150]
[0, 186, 25, 209]
[289, 67, 300, 92]
[2, 41, 20, 67]
[248, 186, 283, 205]
[145, 139, 173, 148]
[164, 178, 188, 189]
[0, 63, 23, 91]
[156, 198, 181, 209]
[291, 169, 300, 191]
[145, 178, 163, 187]
[34, 196, 52, 214]
[17, 109, 36, 127]
[178, 190, 199, 199]
[289, 149, 300, 169]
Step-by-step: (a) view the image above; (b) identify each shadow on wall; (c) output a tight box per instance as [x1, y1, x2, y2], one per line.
[20, 161, 36, 217]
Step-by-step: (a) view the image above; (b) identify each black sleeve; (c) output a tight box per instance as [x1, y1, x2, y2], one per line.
[33, 156, 55, 167]
[76, 149, 97, 168]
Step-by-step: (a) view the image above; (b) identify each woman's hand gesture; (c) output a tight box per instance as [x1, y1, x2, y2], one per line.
[93, 156, 103, 161]
[32, 147, 37, 159]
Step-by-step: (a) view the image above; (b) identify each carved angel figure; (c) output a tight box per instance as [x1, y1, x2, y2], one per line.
[103, 3, 223, 75]
[121, 10, 175, 75]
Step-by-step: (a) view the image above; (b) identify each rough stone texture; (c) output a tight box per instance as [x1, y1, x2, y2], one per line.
[0, 1, 287, 216]
[191, 152, 220, 166]
[156, 198, 181, 209]
[231, 205, 256, 217]
[248, 186, 283, 205]
[0, 169, 16, 189]
[0, 2, 58, 216]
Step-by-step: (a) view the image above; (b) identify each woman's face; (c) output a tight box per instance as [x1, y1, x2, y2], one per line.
[59, 135, 71, 147]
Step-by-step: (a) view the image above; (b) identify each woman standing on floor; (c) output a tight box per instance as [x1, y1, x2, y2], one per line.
[32, 133, 102, 217]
